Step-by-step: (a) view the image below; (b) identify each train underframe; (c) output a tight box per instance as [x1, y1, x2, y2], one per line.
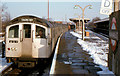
[6, 57, 50, 68]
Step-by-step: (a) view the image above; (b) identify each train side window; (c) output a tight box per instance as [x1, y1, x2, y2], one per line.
[36, 26, 46, 38]
[8, 25, 19, 38]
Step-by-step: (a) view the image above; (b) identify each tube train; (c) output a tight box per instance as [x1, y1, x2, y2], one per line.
[5, 15, 68, 67]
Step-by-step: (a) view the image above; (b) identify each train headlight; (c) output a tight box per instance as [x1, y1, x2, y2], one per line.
[9, 48, 17, 51]
[15, 48, 17, 51]
[11, 48, 14, 51]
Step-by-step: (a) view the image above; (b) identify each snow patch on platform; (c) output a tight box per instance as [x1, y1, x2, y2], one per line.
[70, 31, 115, 75]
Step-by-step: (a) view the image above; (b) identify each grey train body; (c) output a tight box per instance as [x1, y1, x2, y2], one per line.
[5, 15, 68, 67]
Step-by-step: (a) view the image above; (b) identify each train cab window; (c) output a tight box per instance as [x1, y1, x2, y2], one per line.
[23, 24, 31, 38]
[36, 26, 46, 38]
[9, 25, 19, 38]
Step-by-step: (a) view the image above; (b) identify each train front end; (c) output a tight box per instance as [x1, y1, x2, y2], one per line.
[5, 15, 52, 67]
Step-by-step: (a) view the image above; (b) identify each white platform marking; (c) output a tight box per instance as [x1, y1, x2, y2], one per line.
[50, 34, 62, 74]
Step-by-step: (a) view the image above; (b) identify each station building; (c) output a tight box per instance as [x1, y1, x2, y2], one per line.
[69, 18, 90, 31]
[93, 18, 109, 35]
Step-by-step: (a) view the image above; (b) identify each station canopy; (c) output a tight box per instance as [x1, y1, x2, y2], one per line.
[69, 18, 90, 23]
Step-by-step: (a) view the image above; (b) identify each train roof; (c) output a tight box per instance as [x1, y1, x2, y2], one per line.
[9, 15, 53, 28]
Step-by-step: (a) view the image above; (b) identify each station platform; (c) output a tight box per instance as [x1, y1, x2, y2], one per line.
[50, 30, 114, 76]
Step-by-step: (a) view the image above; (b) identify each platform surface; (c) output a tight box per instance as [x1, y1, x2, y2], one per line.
[54, 31, 102, 75]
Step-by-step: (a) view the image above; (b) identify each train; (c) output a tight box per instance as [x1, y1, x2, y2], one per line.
[5, 15, 68, 67]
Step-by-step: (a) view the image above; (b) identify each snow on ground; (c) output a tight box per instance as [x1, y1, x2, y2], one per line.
[0, 57, 12, 73]
[70, 31, 115, 76]
[0, 40, 3, 43]
[0, 33, 3, 35]
[97, 65, 115, 76]
[0, 44, 12, 73]
[0, 40, 12, 73]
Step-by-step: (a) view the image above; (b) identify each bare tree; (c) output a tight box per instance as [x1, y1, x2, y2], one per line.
[92, 17, 101, 22]
[87, 17, 101, 29]
[0, 2, 2, 32]
[1, 3, 11, 32]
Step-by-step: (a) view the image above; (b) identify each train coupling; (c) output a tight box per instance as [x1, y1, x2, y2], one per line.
[18, 62, 36, 68]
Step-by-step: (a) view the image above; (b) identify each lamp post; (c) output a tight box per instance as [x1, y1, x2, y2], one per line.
[74, 5, 92, 41]
[48, 0, 49, 21]
[114, 0, 119, 12]
[0, 1, 3, 32]
[74, 13, 81, 32]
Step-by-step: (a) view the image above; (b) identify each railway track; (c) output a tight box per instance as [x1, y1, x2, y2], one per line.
[93, 28, 109, 37]
[2, 60, 52, 76]
[2, 64, 13, 75]
[87, 28, 109, 41]
[90, 27, 109, 38]
[92, 30, 109, 41]
[98, 32, 109, 38]
[2, 50, 54, 76]
[1, 53, 54, 76]
[2, 63, 23, 76]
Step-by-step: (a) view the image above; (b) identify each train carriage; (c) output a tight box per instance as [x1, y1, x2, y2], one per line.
[5, 15, 68, 67]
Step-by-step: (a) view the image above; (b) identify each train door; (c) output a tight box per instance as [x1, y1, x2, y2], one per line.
[21, 24, 32, 57]
[32, 25, 47, 58]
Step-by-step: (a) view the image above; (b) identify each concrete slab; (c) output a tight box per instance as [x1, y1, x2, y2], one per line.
[72, 63, 87, 66]
[71, 59, 83, 63]
[72, 69, 89, 74]
[51, 31, 103, 75]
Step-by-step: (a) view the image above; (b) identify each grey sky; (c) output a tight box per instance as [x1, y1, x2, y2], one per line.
[3, 1, 109, 22]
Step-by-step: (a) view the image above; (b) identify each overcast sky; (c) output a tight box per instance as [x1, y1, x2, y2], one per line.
[1, 0, 110, 22]
[1, 0, 102, 2]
